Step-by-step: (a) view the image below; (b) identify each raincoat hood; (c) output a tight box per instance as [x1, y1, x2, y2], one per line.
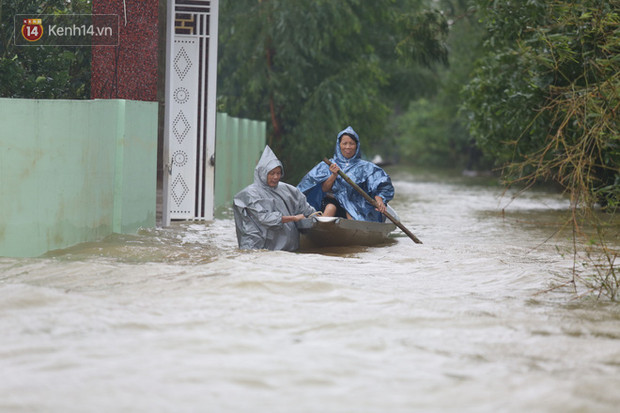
[254, 145, 284, 188]
[334, 126, 362, 166]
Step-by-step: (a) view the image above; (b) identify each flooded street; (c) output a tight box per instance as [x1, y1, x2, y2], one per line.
[1, 170, 620, 413]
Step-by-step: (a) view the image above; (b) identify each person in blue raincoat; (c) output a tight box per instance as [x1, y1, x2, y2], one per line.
[297, 126, 394, 222]
[233, 146, 317, 251]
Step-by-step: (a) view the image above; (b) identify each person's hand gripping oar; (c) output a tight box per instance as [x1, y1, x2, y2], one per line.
[323, 158, 423, 244]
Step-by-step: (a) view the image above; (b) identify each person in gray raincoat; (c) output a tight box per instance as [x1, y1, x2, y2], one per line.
[233, 146, 317, 251]
[297, 126, 394, 222]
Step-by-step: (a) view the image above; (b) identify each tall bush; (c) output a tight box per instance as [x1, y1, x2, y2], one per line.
[462, 0, 620, 299]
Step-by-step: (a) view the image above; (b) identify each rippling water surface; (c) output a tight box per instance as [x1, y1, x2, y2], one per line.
[2, 170, 620, 413]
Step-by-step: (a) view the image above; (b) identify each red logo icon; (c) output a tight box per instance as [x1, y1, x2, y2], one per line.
[22, 18, 43, 42]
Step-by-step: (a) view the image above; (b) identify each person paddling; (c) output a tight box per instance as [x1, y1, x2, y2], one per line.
[297, 126, 394, 222]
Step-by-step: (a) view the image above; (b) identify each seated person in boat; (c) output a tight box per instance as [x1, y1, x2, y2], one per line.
[233, 145, 317, 251]
[297, 126, 394, 222]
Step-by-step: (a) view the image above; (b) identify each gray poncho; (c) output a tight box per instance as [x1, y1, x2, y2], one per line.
[233, 146, 316, 251]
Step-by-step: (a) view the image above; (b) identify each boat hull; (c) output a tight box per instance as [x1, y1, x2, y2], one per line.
[297, 217, 396, 247]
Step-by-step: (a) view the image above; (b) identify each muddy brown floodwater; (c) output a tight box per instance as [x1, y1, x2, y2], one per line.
[1, 169, 619, 412]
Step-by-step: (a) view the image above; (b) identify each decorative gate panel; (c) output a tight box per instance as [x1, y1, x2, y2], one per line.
[167, 0, 218, 220]
[169, 39, 198, 218]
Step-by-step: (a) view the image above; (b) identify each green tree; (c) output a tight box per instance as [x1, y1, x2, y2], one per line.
[0, 0, 91, 99]
[393, 0, 486, 170]
[462, 0, 620, 299]
[217, 0, 449, 182]
[462, 0, 620, 195]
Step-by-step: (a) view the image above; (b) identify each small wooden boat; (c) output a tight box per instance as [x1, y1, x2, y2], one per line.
[297, 207, 398, 247]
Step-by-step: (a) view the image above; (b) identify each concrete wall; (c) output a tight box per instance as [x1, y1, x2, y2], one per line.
[214, 113, 266, 214]
[0, 98, 158, 257]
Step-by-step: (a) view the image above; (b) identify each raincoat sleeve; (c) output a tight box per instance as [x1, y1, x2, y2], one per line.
[240, 197, 284, 229]
[330, 161, 395, 222]
[296, 162, 332, 210]
[366, 164, 394, 202]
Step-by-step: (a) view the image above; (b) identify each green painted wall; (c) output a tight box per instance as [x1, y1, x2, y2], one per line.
[214, 113, 266, 213]
[0, 98, 158, 257]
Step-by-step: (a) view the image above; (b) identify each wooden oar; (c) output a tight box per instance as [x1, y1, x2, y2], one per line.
[323, 158, 422, 244]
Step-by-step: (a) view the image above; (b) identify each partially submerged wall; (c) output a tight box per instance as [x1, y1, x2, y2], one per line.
[214, 113, 266, 214]
[0, 98, 158, 257]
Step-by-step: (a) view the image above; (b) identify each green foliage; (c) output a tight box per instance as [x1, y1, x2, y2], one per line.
[394, 97, 473, 168]
[217, 0, 450, 182]
[395, 9, 449, 68]
[393, 0, 489, 170]
[0, 0, 91, 99]
[462, 0, 620, 189]
[462, 0, 620, 300]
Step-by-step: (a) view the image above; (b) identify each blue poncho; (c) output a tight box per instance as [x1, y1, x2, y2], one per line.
[297, 126, 394, 222]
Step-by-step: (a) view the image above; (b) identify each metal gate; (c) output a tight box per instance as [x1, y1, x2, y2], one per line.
[166, 0, 219, 220]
